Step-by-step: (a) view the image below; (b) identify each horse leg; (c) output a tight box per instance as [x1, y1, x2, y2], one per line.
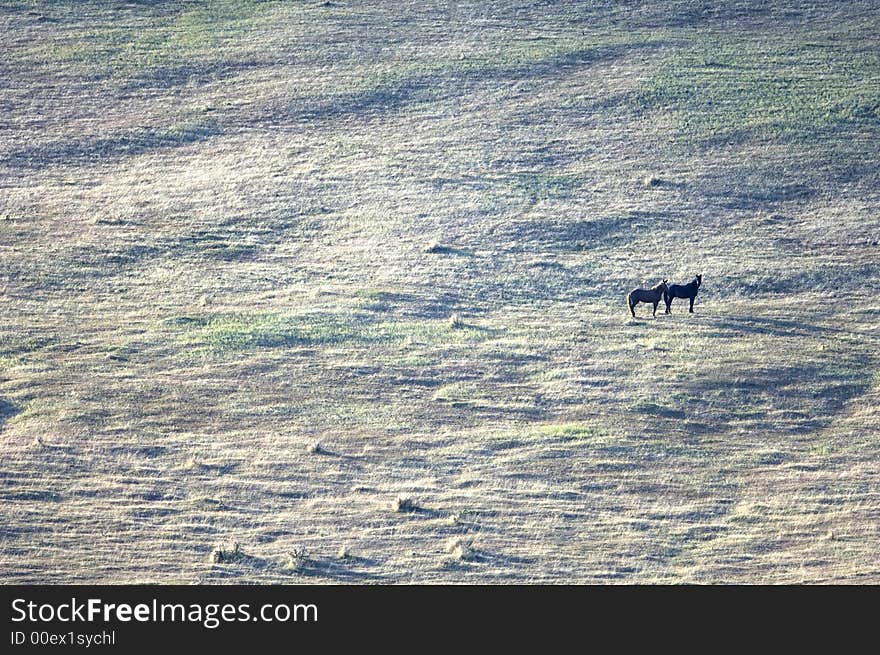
[689, 296, 694, 313]
[663, 292, 670, 314]
[652, 300, 658, 317]
[630, 300, 636, 318]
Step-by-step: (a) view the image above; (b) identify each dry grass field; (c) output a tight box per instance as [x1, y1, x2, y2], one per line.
[1, 0, 878, 583]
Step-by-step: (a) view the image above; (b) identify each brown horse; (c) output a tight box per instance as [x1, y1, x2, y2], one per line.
[627, 280, 668, 318]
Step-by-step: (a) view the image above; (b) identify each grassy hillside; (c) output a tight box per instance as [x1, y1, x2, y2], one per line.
[1, 0, 878, 583]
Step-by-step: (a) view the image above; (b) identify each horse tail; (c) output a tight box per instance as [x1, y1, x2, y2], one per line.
[626, 291, 634, 309]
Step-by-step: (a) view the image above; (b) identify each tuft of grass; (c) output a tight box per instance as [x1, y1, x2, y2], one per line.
[448, 313, 465, 329]
[433, 382, 476, 405]
[641, 337, 663, 351]
[209, 542, 246, 564]
[192, 497, 225, 511]
[284, 546, 310, 572]
[337, 544, 351, 559]
[391, 495, 418, 513]
[445, 537, 474, 561]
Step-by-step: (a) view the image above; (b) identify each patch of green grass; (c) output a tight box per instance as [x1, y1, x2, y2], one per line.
[16, 1, 286, 76]
[180, 312, 360, 352]
[634, 35, 880, 144]
[433, 382, 479, 406]
[171, 312, 493, 353]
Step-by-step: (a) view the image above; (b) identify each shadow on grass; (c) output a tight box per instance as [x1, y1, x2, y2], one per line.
[262, 40, 669, 127]
[496, 210, 679, 253]
[359, 288, 495, 321]
[392, 503, 447, 519]
[696, 150, 880, 211]
[121, 59, 265, 92]
[65, 208, 325, 280]
[634, 401, 686, 419]
[107, 445, 169, 458]
[1, 489, 63, 502]
[0, 398, 20, 430]
[0, 121, 222, 169]
[424, 245, 475, 257]
[307, 444, 361, 461]
[304, 556, 385, 582]
[703, 179, 817, 210]
[559, 89, 635, 117]
[192, 461, 242, 476]
[171, 232, 260, 262]
[662, 2, 772, 28]
[206, 551, 388, 582]
[707, 313, 873, 339]
[676, 360, 871, 434]
[466, 549, 538, 567]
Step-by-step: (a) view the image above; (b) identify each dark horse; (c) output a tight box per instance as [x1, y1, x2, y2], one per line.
[664, 274, 702, 314]
[627, 279, 668, 318]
